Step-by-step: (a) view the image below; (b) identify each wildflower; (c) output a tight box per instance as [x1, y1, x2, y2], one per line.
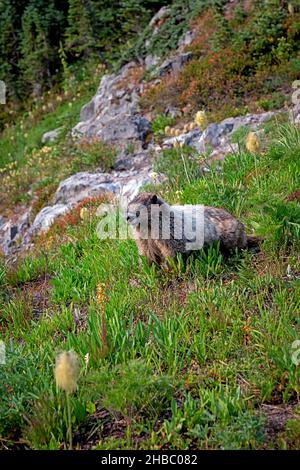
[175, 129, 181, 137]
[189, 122, 197, 132]
[96, 283, 106, 309]
[164, 126, 171, 136]
[195, 110, 208, 129]
[54, 350, 80, 450]
[170, 128, 176, 136]
[80, 207, 89, 221]
[246, 132, 260, 154]
[84, 353, 90, 367]
[54, 350, 79, 393]
[173, 140, 180, 149]
[96, 283, 108, 357]
[288, 3, 294, 15]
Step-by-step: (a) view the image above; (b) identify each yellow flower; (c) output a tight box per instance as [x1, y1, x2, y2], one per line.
[246, 132, 260, 154]
[96, 283, 106, 307]
[288, 3, 294, 15]
[189, 122, 197, 132]
[195, 110, 208, 129]
[175, 129, 181, 137]
[164, 126, 171, 136]
[80, 207, 89, 221]
[173, 140, 180, 149]
[54, 351, 80, 393]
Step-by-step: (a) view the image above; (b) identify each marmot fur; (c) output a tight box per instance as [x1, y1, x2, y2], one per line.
[127, 192, 259, 266]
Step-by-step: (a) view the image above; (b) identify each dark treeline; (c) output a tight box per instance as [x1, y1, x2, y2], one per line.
[0, 0, 170, 100]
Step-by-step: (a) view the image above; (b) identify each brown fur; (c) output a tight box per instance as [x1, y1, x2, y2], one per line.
[127, 192, 260, 266]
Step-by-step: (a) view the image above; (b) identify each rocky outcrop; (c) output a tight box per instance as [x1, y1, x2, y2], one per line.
[159, 52, 193, 77]
[162, 110, 275, 159]
[0, 211, 30, 256]
[72, 62, 151, 149]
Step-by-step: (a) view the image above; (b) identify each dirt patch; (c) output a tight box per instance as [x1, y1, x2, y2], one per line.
[260, 402, 299, 448]
[74, 406, 149, 450]
[21, 275, 53, 320]
[286, 189, 300, 203]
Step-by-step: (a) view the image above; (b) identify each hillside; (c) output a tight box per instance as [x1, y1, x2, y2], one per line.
[0, 0, 300, 451]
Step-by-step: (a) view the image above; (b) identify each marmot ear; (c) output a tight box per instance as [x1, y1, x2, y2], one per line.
[151, 194, 158, 204]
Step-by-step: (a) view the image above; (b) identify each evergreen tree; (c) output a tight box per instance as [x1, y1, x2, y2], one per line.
[65, 0, 96, 58]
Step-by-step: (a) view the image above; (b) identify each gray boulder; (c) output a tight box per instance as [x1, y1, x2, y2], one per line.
[42, 127, 63, 144]
[178, 30, 195, 51]
[73, 63, 151, 148]
[145, 54, 161, 71]
[30, 204, 70, 234]
[159, 52, 193, 77]
[0, 211, 30, 255]
[54, 172, 119, 206]
[149, 7, 170, 30]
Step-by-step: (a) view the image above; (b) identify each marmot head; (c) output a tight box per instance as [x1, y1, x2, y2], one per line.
[126, 192, 165, 230]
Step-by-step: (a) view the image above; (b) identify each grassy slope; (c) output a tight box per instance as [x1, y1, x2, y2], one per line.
[0, 118, 299, 449]
[0, 0, 300, 451]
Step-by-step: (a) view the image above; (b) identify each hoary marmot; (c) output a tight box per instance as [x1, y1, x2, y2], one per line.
[127, 192, 259, 266]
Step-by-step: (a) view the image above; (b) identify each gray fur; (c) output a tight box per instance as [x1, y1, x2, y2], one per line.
[127, 192, 250, 266]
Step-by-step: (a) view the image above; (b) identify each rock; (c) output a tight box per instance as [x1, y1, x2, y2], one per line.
[80, 100, 95, 122]
[133, 116, 152, 144]
[178, 30, 195, 51]
[159, 52, 193, 77]
[292, 103, 300, 125]
[73, 62, 151, 148]
[0, 211, 30, 255]
[42, 127, 63, 144]
[0, 215, 4, 228]
[145, 54, 160, 70]
[115, 150, 150, 172]
[195, 122, 235, 152]
[165, 105, 182, 119]
[54, 172, 119, 206]
[162, 111, 275, 154]
[149, 7, 170, 29]
[163, 129, 202, 149]
[30, 204, 70, 234]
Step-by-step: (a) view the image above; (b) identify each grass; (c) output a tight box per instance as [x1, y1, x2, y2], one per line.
[0, 118, 299, 449]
